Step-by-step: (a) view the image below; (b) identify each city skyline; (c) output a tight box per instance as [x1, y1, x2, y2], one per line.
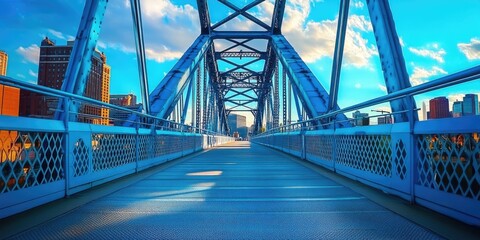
[1, 0, 479, 126]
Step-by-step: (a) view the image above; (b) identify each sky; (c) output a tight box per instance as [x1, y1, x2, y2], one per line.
[0, 0, 479, 126]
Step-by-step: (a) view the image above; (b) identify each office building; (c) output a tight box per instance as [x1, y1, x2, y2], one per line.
[228, 113, 247, 138]
[462, 94, 479, 116]
[20, 37, 110, 125]
[109, 94, 141, 126]
[352, 110, 369, 126]
[429, 97, 449, 119]
[0, 51, 20, 117]
[452, 100, 463, 118]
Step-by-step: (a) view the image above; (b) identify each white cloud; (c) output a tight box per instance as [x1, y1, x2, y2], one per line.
[353, 0, 364, 9]
[28, 69, 38, 77]
[458, 38, 480, 60]
[378, 84, 387, 93]
[99, 0, 199, 64]
[281, 1, 377, 67]
[399, 37, 405, 47]
[145, 48, 183, 63]
[354, 83, 361, 88]
[447, 93, 465, 103]
[48, 29, 66, 39]
[17, 74, 26, 79]
[408, 45, 446, 63]
[409, 66, 447, 86]
[16, 44, 40, 64]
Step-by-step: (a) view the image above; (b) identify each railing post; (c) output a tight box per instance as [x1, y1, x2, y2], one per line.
[135, 118, 140, 173]
[301, 122, 306, 160]
[332, 116, 337, 173]
[63, 97, 71, 196]
[408, 104, 416, 204]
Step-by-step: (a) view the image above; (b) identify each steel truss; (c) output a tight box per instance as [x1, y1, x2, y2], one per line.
[59, 0, 417, 134]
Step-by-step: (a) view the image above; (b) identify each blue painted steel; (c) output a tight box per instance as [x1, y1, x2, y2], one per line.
[328, 0, 349, 112]
[271, 0, 286, 34]
[127, 35, 212, 126]
[196, 0, 211, 34]
[366, 0, 418, 123]
[54, 0, 108, 121]
[130, 0, 151, 115]
[181, 77, 194, 124]
[215, 0, 270, 31]
[271, 35, 351, 128]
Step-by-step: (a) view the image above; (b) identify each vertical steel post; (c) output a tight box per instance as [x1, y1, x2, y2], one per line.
[130, 0, 151, 115]
[328, 0, 350, 111]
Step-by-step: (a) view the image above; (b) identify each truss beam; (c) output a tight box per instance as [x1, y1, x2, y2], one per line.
[366, 0, 418, 122]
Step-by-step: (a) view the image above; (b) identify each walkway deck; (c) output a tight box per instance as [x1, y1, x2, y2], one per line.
[2, 142, 467, 239]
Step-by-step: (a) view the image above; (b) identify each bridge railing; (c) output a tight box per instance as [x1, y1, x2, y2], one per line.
[252, 66, 480, 226]
[0, 76, 234, 219]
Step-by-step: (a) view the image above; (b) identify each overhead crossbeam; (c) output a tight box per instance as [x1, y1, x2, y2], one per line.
[213, 0, 270, 31]
[366, 0, 417, 122]
[55, 0, 108, 121]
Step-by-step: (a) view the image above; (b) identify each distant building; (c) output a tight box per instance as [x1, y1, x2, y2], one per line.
[422, 101, 428, 121]
[377, 116, 392, 125]
[0, 50, 7, 76]
[0, 51, 20, 117]
[462, 94, 479, 116]
[228, 113, 247, 137]
[109, 94, 141, 126]
[452, 100, 463, 118]
[20, 37, 110, 125]
[429, 97, 449, 119]
[110, 94, 137, 107]
[352, 110, 369, 126]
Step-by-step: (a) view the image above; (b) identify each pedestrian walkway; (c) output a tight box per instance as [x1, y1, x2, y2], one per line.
[5, 142, 446, 239]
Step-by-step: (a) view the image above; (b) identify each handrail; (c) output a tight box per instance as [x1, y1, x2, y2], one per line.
[0, 75, 224, 136]
[257, 65, 480, 136]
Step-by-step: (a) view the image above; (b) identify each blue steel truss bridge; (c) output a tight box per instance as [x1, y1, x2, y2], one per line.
[0, 0, 479, 239]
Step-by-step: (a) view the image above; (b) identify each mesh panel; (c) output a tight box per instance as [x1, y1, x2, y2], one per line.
[306, 135, 333, 161]
[73, 139, 90, 177]
[336, 135, 392, 177]
[92, 134, 136, 171]
[1, 131, 64, 193]
[394, 139, 407, 180]
[416, 133, 480, 200]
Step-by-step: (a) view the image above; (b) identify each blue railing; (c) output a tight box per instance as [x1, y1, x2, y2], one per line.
[0, 76, 234, 218]
[252, 66, 480, 226]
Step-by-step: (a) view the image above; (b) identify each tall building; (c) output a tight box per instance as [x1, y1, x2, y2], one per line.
[228, 113, 247, 137]
[452, 100, 463, 118]
[0, 50, 7, 75]
[429, 97, 449, 119]
[20, 37, 110, 125]
[352, 110, 369, 126]
[462, 94, 479, 116]
[0, 51, 20, 117]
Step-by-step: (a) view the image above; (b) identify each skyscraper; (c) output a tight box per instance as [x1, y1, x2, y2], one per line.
[0, 50, 7, 76]
[228, 113, 247, 137]
[429, 97, 449, 119]
[452, 100, 463, 118]
[0, 50, 20, 117]
[462, 94, 479, 116]
[20, 37, 110, 125]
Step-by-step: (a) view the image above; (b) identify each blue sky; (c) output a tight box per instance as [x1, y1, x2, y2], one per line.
[1, 0, 479, 125]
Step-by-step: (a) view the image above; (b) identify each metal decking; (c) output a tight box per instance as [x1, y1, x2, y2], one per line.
[3, 142, 451, 239]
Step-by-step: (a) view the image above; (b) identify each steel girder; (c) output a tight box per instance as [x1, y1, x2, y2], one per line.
[366, 0, 418, 122]
[124, 35, 212, 127]
[54, 0, 108, 121]
[196, 0, 211, 34]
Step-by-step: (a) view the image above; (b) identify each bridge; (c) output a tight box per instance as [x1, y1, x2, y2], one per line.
[1, 0, 479, 239]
